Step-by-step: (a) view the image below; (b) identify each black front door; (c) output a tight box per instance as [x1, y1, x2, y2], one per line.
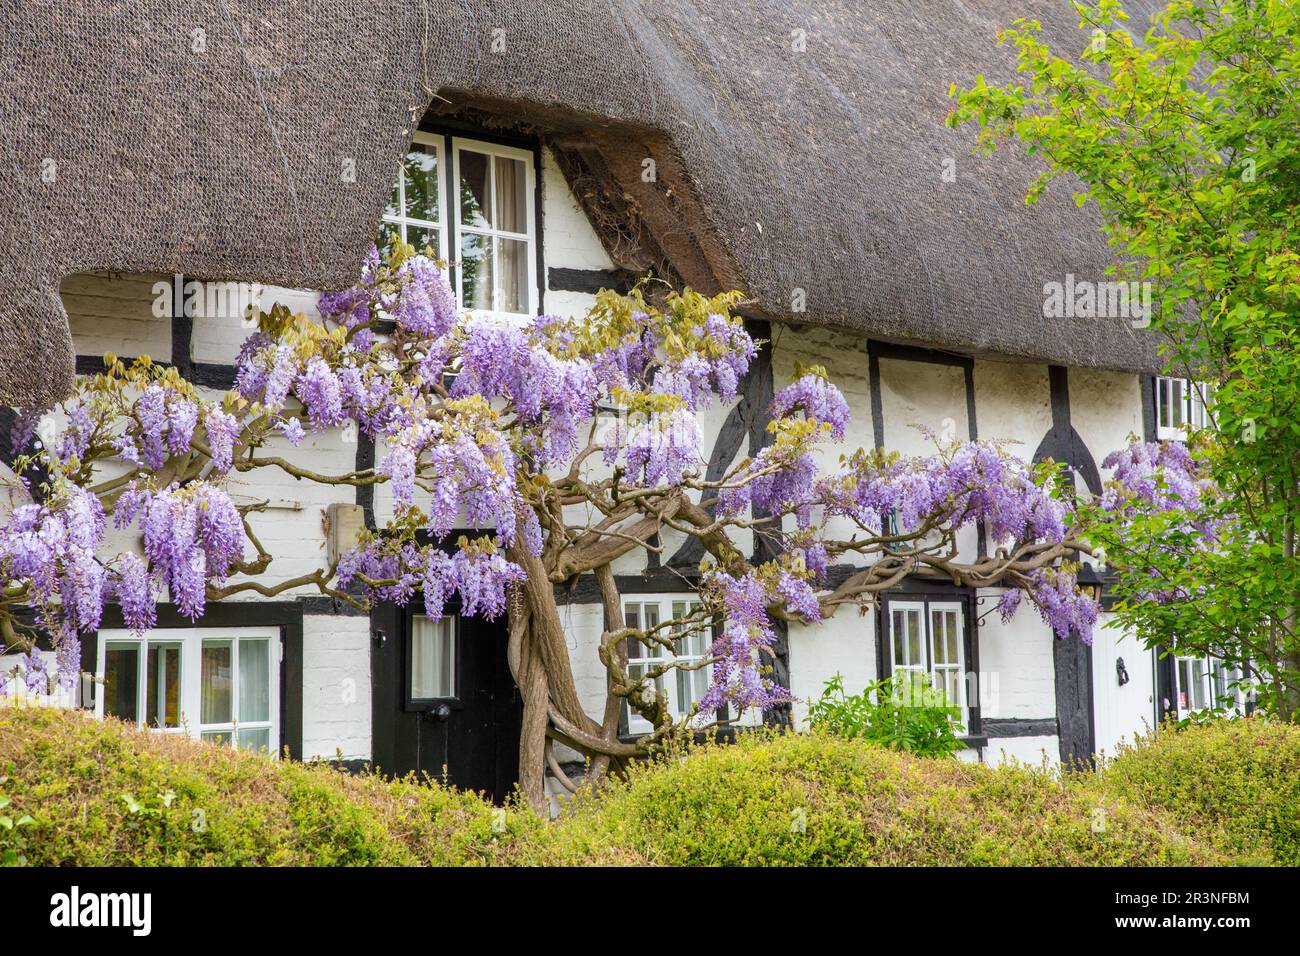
[370, 602, 521, 803]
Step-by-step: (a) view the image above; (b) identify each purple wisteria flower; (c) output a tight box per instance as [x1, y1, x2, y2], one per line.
[205, 407, 241, 473]
[771, 372, 851, 440]
[24, 649, 48, 695]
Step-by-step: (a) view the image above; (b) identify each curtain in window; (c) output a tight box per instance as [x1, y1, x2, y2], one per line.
[201, 641, 232, 724]
[411, 616, 453, 698]
[239, 639, 270, 723]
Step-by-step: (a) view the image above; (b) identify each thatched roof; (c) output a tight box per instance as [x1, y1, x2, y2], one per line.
[1, 0, 1161, 407]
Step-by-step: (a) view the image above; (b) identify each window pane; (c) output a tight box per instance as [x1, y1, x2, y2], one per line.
[407, 225, 439, 258]
[1171, 379, 1185, 428]
[201, 641, 233, 725]
[907, 610, 921, 665]
[104, 644, 140, 723]
[458, 150, 491, 229]
[201, 730, 233, 746]
[384, 183, 402, 220]
[411, 616, 455, 699]
[497, 237, 529, 313]
[459, 232, 492, 310]
[402, 149, 440, 222]
[1191, 658, 1208, 709]
[236, 727, 271, 753]
[377, 219, 401, 250]
[146, 643, 182, 729]
[623, 605, 643, 661]
[932, 611, 960, 666]
[1177, 659, 1192, 711]
[934, 667, 958, 707]
[239, 639, 271, 723]
[493, 156, 527, 232]
[892, 609, 907, 666]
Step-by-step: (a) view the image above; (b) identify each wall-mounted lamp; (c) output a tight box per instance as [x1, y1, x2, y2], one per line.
[1076, 561, 1104, 603]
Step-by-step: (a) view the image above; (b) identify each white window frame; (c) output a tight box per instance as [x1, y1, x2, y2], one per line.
[95, 626, 281, 757]
[1155, 376, 1212, 440]
[1175, 652, 1247, 719]
[886, 599, 968, 728]
[622, 597, 713, 735]
[381, 131, 450, 266]
[450, 137, 539, 320]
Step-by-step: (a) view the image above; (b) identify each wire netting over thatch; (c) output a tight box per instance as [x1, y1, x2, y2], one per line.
[1, 0, 1162, 406]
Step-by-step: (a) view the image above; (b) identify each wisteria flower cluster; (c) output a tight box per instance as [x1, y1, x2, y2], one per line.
[335, 535, 526, 622]
[0, 486, 105, 688]
[697, 570, 790, 711]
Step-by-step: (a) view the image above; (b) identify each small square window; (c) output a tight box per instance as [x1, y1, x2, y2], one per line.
[1155, 377, 1212, 440]
[622, 598, 712, 735]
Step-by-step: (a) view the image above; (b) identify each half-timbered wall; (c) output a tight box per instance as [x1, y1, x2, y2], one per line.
[37, 137, 1164, 774]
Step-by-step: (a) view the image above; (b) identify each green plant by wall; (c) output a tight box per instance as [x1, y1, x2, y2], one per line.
[805, 674, 965, 758]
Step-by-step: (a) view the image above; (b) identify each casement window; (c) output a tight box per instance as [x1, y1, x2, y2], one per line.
[882, 597, 973, 730]
[380, 131, 538, 320]
[1175, 652, 1247, 718]
[407, 614, 458, 704]
[622, 598, 712, 735]
[1155, 376, 1212, 440]
[95, 627, 280, 755]
[380, 132, 447, 263]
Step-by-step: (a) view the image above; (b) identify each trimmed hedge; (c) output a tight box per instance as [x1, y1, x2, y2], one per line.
[0, 706, 1246, 866]
[0, 707, 543, 866]
[541, 731, 1222, 866]
[1086, 717, 1300, 866]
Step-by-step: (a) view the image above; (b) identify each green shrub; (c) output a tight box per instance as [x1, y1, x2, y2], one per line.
[0, 706, 541, 866]
[1086, 717, 1300, 866]
[0, 706, 1256, 867]
[540, 731, 1221, 865]
[806, 674, 964, 757]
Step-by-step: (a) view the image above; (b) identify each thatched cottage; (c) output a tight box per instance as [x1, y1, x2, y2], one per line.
[0, 1, 1235, 799]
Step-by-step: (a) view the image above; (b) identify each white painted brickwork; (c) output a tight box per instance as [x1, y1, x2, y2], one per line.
[300, 614, 372, 761]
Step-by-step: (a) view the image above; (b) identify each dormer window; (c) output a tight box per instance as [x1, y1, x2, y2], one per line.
[382, 131, 538, 321]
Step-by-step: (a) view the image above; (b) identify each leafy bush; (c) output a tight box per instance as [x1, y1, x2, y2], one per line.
[1086, 716, 1300, 866]
[0, 706, 546, 866]
[0, 705, 1252, 866]
[805, 674, 964, 757]
[540, 730, 1220, 865]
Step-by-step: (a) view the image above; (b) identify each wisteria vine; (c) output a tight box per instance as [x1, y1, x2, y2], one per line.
[0, 243, 1203, 781]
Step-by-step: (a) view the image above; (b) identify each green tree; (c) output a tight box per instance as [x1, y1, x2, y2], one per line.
[949, 0, 1300, 716]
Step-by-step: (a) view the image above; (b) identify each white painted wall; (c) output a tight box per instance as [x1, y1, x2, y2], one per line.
[47, 145, 1156, 773]
[300, 613, 372, 761]
[787, 605, 876, 729]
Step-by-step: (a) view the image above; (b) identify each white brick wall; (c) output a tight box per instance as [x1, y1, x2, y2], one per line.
[61, 272, 171, 360]
[787, 605, 876, 729]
